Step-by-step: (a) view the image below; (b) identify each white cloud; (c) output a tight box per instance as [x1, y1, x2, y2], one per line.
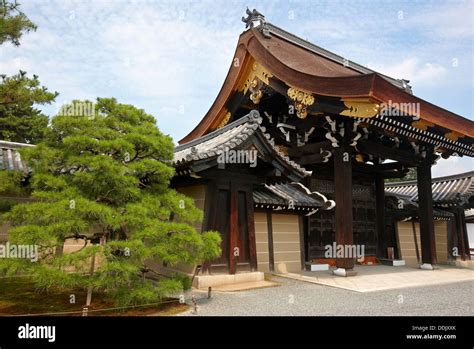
[432, 156, 473, 178]
[407, 2, 474, 39]
[100, 12, 237, 98]
[368, 58, 446, 85]
[300, 19, 354, 40]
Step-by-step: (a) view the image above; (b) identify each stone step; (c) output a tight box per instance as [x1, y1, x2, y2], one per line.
[193, 272, 264, 289]
[212, 280, 279, 292]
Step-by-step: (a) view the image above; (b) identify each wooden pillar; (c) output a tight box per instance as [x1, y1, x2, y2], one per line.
[453, 209, 465, 260]
[298, 215, 307, 270]
[375, 173, 386, 259]
[459, 209, 471, 260]
[393, 218, 402, 260]
[412, 220, 421, 264]
[455, 208, 470, 260]
[201, 181, 215, 274]
[333, 146, 355, 271]
[266, 212, 275, 272]
[246, 190, 258, 271]
[416, 161, 437, 266]
[229, 182, 238, 274]
[447, 216, 456, 261]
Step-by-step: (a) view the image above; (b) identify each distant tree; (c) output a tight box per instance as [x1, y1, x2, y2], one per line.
[404, 168, 417, 180]
[1, 98, 221, 305]
[385, 168, 417, 183]
[0, 170, 24, 193]
[0, 1, 57, 144]
[0, 0, 36, 46]
[0, 71, 58, 143]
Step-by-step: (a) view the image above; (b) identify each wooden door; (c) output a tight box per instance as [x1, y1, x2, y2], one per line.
[213, 189, 230, 268]
[205, 178, 257, 274]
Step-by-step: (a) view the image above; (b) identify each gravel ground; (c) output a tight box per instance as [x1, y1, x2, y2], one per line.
[180, 276, 473, 316]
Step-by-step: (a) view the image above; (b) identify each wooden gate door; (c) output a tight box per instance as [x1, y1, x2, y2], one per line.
[205, 178, 257, 274]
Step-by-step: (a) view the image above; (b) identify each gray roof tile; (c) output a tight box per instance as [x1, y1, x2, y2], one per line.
[253, 183, 323, 209]
[385, 171, 474, 207]
[0, 141, 34, 173]
[174, 110, 311, 177]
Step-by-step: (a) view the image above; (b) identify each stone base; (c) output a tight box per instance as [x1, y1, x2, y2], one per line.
[380, 258, 406, 267]
[333, 268, 357, 277]
[392, 259, 406, 267]
[420, 263, 434, 270]
[192, 272, 264, 289]
[454, 259, 474, 269]
[305, 263, 330, 271]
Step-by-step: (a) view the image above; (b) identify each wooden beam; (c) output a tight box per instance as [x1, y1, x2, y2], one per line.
[382, 170, 410, 179]
[380, 161, 407, 171]
[266, 78, 348, 116]
[287, 141, 331, 156]
[352, 162, 375, 174]
[352, 161, 408, 176]
[334, 146, 355, 270]
[357, 140, 422, 166]
[416, 161, 437, 265]
[299, 152, 330, 165]
[375, 173, 387, 259]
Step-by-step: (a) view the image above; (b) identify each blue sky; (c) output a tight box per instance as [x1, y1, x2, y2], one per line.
[1, 0, 472, 176]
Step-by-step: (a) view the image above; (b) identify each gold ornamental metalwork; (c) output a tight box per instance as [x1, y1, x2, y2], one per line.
[444, 131, 461, 142]
[341, 98, 380, 118]
[217, 112, 231, 129]
[287, 87, 315, 119]
[241, 61, 273, 95]
[411, 119, 434, 131]
[249, 78, 263, 104]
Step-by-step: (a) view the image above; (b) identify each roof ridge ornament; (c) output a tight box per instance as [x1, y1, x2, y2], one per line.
[242, 8, 272, 38]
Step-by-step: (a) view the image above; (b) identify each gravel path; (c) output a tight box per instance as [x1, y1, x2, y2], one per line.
[180, 276, 473, 316]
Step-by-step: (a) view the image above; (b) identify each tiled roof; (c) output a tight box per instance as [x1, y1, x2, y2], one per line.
[0, 141, 34, 173]
[174, 110, 311, 178]
[385, 171, 474, 207]
[385, 192, 454, 220]
[264, 22, 411, 92]
[253, 183, 323, 210]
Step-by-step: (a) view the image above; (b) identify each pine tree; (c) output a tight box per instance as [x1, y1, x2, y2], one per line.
[1, 98, 221, 305]
[0, 71, 58, 143]
[0, 1, 58, 143]
[0, 0, 37, 46]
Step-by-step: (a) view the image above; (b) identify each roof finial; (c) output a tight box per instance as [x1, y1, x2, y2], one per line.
[242, 8, 272, 38]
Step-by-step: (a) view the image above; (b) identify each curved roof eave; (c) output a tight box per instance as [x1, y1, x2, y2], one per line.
[180, 26, 474, 144]
[175, 110, 312, 181]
